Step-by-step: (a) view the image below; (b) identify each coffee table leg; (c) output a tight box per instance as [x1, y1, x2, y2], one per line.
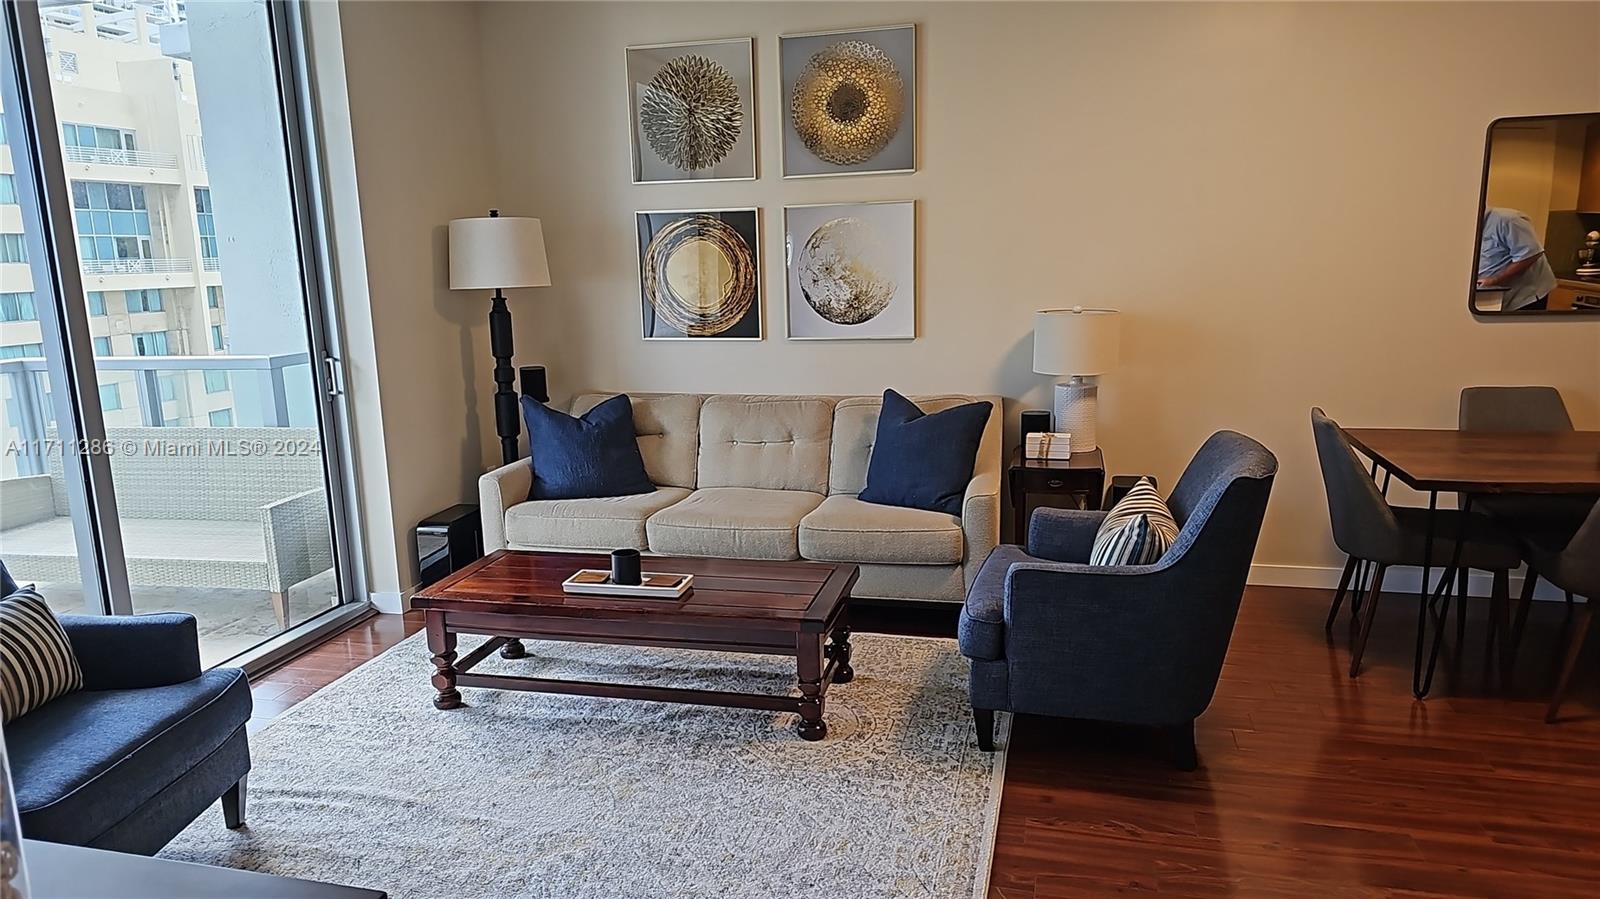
[426, 610, 462, 710]
[826, 625, 854, 684]
[500, 638, 528, 659]
[797, 633, 827, 741]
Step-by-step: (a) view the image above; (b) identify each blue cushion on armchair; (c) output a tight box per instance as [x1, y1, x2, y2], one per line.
[859, 390, 993, 516]
[521, 394, 655, 501]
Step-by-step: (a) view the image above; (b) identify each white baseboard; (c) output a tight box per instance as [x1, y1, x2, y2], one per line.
[1249, 563, 1566, 601]
[370, 590, 408, 614]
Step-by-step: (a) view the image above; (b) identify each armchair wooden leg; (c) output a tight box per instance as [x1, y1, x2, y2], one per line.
[1164, 720, 1198, 772]
[1547, 602, 1593, 724]
[974, 708, 996, 752]
[222, 776, 247, 829]
[269, 592, 290, 631]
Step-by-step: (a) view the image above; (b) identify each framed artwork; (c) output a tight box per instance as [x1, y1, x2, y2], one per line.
[637, 209, 763, 340]
[784, 201, 915, 340]
[626, 38, 757, 183]
[779, 25, 916, 178]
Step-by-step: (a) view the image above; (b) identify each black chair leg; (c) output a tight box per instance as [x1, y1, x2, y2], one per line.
[1349, 564, 1388, 678]
[974, 708, 996, 752]
[1547, 601, 1593, 724]
[1511, 567, 1539, 653]
[1326, 556, 1358, 632]
[222, 776, 247, 829]
[1164, 720, 1198, 771]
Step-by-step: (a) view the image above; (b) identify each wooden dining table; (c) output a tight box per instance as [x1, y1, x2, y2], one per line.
[1339, 428, 1600, 698]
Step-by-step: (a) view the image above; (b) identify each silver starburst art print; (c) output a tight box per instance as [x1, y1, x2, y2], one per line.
[627, 39, 756, 183]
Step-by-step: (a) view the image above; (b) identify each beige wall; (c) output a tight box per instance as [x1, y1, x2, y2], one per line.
[334, 0, 504, 597]
[471, 1, 1600, 581]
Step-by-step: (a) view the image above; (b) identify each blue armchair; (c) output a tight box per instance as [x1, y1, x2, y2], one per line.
[4, 603, 253, 855]
[959, 431, 1277, 769]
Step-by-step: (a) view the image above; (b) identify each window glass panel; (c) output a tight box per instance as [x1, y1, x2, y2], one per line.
[98, 383, 120, 410]
[87, 292, 106, 315]
[71, 180, 88, 207]
[0, 174, 16, 203]
[208, 408, 233, 427]
[86, 181, 106, 207]
[92, 336, 111, 356]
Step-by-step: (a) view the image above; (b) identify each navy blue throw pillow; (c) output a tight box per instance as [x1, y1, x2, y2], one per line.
[520, 394, 655, 501]
[858, 390, 993, 516]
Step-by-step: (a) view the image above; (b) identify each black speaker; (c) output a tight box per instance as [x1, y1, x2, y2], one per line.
[1104, 475, 1156, 510]
[1020, 409, 1051, 438]
[416, 504, 484, 588]
[519, 365, 549, 403]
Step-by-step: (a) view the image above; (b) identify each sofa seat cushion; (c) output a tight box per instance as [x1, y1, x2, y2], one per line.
[505, 488, 692, 551]
[647, 487, 824, 560]
[8, 667, 251, 846]
[798, 496, 964, 565]
[960, 545, 1033, 661]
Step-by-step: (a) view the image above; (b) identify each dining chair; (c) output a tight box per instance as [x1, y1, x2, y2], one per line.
[1527, 502, 1600, 722]
[1311, 409, 1521, 677]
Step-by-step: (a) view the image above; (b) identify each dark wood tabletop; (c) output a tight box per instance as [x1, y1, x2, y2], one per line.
[1341, 428, 1600, 494]
[413, 550, 857, 633]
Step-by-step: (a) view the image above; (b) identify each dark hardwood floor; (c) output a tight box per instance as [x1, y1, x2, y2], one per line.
[249, 585, 1600, 896]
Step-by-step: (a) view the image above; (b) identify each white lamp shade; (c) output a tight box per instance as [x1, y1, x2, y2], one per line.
[1033, 308, 1121, 376]
[448, 215, 551, 290]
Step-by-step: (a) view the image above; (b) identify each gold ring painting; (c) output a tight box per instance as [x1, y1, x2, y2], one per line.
[781, 26, 916, 178]
[627, 39, 756, 183]
[638, 210, 762, 340]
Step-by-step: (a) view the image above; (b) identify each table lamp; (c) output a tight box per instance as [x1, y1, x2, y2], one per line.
[449, 210, 551, 466]
[1033, 307, 1121, 453]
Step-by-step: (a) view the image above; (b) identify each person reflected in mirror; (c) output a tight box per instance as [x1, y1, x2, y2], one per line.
[1477, 207, 1557, 311]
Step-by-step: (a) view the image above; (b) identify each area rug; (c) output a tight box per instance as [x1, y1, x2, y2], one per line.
[161, 632, 1008, 899]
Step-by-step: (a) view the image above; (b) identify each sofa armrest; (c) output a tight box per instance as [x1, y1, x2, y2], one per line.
[479, 459, 532, 552]
[1027, 508, 1109, 562]
[960, 468, 1001, 587]
[59, 613, 202, 690]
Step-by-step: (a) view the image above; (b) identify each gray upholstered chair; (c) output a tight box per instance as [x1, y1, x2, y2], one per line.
[1310, 408, 1521, 677]
[958, 431, 1277, 770]
[1530, 503, 1600, 721]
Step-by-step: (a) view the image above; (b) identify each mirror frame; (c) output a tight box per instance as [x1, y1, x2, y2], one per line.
[1469, 111, 1600, 320]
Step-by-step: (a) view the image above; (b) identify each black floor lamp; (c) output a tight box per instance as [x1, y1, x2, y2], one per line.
[448, 209, 551, 466]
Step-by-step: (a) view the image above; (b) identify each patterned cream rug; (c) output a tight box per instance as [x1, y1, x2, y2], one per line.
[161, 632, 1008, 899]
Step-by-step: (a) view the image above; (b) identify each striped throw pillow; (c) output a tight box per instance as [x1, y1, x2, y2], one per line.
[1, 587, 84, 723]
[1089, 478, 1180, 566]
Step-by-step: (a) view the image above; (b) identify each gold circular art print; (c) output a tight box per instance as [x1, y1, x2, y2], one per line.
[791, 40, 905, 166]
[641, 215, 756, 336]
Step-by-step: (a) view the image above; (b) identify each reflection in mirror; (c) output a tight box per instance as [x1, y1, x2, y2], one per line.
[1471, 112, 1600, 315]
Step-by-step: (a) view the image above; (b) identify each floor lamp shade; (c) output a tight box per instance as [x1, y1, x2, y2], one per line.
[449, 215, 550, 291]
[1033, 308, 1121, 453]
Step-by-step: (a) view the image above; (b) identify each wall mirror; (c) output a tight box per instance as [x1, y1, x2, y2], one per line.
[1470, 112, 1600, 316]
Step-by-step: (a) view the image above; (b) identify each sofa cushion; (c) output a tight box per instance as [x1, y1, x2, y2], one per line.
[505, 488, 692, 551]
[647, 487, 824, 560]
[572, 393, 703, 489]
[1, 587, 84, 723]
[697, 396, 834, 494]
[9, 667, 251, 847]
[829, 394, 994, 496]
[798, 496, 964, 565]
[522, 394, 654, 500]
[859, 390, 994, 515]
[959, 545, 1033, 661]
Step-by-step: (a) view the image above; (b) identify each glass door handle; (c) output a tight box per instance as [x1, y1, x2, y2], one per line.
[323, 355, 344, 397]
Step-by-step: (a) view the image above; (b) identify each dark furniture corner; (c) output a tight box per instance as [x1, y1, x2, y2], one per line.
[7, 611, 252, 856]
[1007, 446, 1106, 542]
[965, 431, 1278, 770]
[416, 503, 484, 589]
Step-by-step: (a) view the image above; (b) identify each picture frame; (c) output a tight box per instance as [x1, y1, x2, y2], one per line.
[626, 38, 757, 184]
[784, 201, 915, 340]
[637, 208, 764, 341]
[779, 24, 916, 179]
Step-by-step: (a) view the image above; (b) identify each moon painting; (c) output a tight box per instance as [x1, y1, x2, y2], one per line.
[627, 39, 756, 183]
[785, 202, 915, 340]
[638, 209, 762, 340]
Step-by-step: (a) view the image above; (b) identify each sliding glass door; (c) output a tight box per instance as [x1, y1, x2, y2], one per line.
[1, 0, 364, 668]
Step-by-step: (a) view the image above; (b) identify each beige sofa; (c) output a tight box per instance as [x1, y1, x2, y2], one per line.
[480, 393, 1002, 603]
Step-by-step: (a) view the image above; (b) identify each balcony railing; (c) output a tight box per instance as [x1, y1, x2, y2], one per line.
[202, 257, 220, 272]
[63, 145, 180, 169]
[81, 258, 194, 276]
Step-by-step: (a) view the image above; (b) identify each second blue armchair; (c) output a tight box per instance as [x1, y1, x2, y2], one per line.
[959, 431, 1277, 769]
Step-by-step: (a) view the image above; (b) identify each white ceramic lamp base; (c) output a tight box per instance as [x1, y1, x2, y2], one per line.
[1053, 377, 1099, 453]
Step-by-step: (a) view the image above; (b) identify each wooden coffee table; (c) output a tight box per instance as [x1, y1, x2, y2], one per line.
[411, 550, 859, 740]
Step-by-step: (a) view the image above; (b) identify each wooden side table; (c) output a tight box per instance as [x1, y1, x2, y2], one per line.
[1008, 447, 1107, 542]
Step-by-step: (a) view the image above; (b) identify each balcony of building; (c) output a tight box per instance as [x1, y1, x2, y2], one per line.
[63, 145, 184, 186]
[0, 350, 336, 666]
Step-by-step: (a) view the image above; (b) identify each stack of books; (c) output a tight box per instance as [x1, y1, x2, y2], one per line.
[1024, 432, 1073, 460]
